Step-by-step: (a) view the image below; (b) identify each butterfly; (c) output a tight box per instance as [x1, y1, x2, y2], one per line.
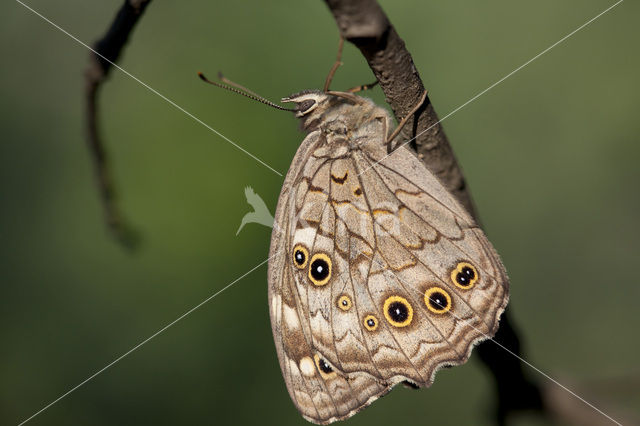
[199, 52, 509, 423]
[265, 78, 509, 423]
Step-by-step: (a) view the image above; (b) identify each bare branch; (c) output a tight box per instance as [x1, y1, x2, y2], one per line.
[84, 0, 152, 249]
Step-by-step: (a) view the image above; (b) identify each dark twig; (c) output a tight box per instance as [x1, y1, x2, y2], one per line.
[323, 0, 546, 423]
[84, 0, 151, 249]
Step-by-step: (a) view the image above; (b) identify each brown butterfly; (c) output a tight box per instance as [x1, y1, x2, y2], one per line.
[265, 70, 509, 424]
[200, 50, 509, 424]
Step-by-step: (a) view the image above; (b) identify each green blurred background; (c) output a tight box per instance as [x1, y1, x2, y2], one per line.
[2, 0, 639, 425]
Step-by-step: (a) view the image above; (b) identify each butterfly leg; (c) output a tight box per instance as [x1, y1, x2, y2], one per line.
[385, 89, 428, 151]
[347, 80, 379, 93]
[324, 37, 345, 92]
[324, 37, 379, 94]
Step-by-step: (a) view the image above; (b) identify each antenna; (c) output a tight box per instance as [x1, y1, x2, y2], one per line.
[197, 72, 295, 112]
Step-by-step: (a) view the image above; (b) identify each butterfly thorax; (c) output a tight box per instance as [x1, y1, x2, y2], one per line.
[282, 91, 392, 149]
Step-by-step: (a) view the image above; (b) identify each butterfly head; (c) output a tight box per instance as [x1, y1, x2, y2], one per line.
[282, 90, 329, 117]
[282, 90, 375, 134]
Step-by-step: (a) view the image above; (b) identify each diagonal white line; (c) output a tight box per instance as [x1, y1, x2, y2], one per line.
[15, 0, 283, 177]
[16, 254, 275, 426]
[358, 0, 624, 177]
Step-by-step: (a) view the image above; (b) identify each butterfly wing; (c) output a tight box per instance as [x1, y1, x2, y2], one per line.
[268, 109, 509, 424]
[348, 136, 509, 382]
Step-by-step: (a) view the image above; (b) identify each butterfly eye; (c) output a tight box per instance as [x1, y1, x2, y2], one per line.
[297, 99, 316, 113]
[308, 253, 332, 286]
[383, 296, 414, 327]
[313, 354, 337, 379]
[451, 262, 478, 289]
[424, 287, 452, 314]
[337, 295, 352, 311]
[363, 315, 379, 331]
[292, 245, 309, 269]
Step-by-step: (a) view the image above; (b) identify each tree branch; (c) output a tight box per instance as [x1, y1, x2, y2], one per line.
[323, 0, 545, 423]
[84, 0, 152, 249]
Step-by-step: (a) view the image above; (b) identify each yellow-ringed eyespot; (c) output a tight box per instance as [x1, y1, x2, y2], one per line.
[363, 315, 378, 331]
[424, 287, 452, 314]
[308, 253, 332, 286]
[383, 295, 414, 327]
[292, 245, 309, 269]
[451, 261, 478, 289]
[314, 354, 336, 379]
[337, 295, 352, 311]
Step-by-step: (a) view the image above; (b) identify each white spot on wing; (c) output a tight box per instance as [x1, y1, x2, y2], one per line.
[299, 356, 316, 377]
[283, 304, 301, 329]
[271, 294, 281, 320]
[294, 227, 317, 247]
